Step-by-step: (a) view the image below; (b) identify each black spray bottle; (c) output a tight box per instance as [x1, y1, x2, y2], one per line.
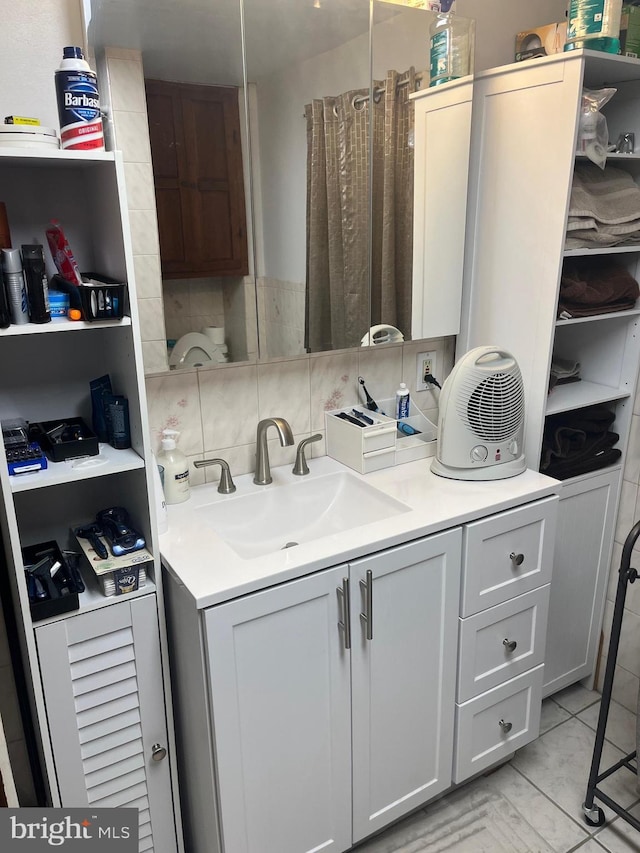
[21, 244, 50, 324]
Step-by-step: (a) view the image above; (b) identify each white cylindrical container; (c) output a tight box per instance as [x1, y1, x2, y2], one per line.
[157, 429, 190, 504]
[151, 453, 169, 533]
[565, 0, 623, 53]
[2, 248, 29, 325]
[395, 382, 410, 420]
[55, 46, 104, 150]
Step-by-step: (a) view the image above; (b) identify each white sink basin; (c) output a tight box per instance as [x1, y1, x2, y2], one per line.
[196, 471, 410, 559]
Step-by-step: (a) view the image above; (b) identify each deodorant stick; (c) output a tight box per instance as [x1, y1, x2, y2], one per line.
[2, 248, 29, 325]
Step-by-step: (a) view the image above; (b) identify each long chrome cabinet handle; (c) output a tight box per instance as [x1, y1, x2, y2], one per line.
[337, 577, 351, 650]
[359, 569, 373, 641]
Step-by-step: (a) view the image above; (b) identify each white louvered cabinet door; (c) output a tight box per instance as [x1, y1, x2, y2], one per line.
[35, 594, 177, 853]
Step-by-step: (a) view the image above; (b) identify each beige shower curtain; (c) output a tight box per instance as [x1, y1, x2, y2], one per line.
[305, 69, 416, 352]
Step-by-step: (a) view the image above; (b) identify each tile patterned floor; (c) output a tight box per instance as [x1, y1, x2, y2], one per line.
[356, 684, 640, 853]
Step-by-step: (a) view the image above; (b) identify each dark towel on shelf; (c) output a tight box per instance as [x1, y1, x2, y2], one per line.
[558, 258, 639, 318]
[541, 405, 620, 480]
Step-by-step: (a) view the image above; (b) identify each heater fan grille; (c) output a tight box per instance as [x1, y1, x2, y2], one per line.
[457, 371, 524, 442]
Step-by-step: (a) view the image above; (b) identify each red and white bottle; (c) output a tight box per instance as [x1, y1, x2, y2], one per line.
[55, 46, 104, 151]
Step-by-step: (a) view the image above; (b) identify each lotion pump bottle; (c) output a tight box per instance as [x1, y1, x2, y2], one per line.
[158, 429, 190, 504]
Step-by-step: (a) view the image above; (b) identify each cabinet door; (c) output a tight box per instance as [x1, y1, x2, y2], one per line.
[36, 595, 176, 853]
[204, 566, 351, 853]
[543, 468, 619, 696]
[350, 529, 461, 843]
[146, 79, 248, 278]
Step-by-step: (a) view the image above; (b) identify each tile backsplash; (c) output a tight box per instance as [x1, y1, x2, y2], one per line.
[145, 337, 454, 487]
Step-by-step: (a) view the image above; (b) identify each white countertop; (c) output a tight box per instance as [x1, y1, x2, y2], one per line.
[160, 456, 559, 609]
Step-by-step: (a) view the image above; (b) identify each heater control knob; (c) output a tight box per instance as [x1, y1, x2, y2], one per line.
[508, 439, 519, 456]
[471, 445, 488, 462]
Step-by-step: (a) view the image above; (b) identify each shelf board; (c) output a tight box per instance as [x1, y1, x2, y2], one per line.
[0, 148, 116, 167]
[582, 49, 640, 85]
[545, 380, 631, 416]
[564, 245, 640, 257]
[10, 445, 145, 493]
[30, 574, 157, 629]
[0, 317, 131, 337]
[556, 308, 640, 326]
[545, 463, 623, 488]
[576, 153, 640, 161]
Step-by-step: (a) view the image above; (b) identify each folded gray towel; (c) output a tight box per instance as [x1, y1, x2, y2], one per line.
[569, 163, 640, 226]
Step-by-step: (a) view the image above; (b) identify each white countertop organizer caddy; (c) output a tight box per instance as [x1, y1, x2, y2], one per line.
[325, 398, 437, 474]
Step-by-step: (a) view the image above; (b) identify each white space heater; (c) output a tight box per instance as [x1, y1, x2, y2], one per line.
[431, 346, 527, 481]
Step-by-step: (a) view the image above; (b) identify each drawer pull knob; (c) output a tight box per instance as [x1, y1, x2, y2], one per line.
[498, 719, 513, 734]
[503, 638, 517, 653]
[151, 743, 167, 762]
[510, 552, 525, 567]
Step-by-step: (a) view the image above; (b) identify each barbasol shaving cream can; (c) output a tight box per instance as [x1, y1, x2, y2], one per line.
[55, 47, 104, 150]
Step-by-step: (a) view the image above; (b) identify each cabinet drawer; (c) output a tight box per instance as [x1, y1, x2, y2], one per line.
[453, 665, 543, 784]
[457, 585, 550, 702]
[461, 496, 557, 616]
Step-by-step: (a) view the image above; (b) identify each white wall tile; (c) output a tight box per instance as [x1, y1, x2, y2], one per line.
[310, 352, 360, 431]
[145, 371, 203, 454]
[199, 364, 259, 450]
[357, 345, 403, 405]
[615, 479, 638, 545]
[129, 209, 160, 256]
[141, 340, 168, 374]
[257, 359, 311, 435]
[623, 414, 640, 484]
[107, 57, 146, 113]
[123, 162, 156, 211]
[112, 110, 152, 163]
[133, 254, 162, 300]
[138, 297, 166, 342]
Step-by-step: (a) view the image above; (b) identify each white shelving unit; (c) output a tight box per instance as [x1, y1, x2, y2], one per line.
[459, 49, 640, 697]
[0, 148, 182, 852]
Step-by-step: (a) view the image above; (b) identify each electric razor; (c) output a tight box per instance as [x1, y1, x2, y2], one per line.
[96, 507, 146, 556]
[75, 522, 108, 559]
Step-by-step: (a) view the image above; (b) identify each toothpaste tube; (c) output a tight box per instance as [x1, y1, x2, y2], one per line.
[45, 220, 82, 286]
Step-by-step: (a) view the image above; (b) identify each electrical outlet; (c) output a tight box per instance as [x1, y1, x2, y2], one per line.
[416, 351, 437, 391]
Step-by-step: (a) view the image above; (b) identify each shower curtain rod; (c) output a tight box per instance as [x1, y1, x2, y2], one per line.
[303, 69, 426, 117]
[352, 69, 426, 109]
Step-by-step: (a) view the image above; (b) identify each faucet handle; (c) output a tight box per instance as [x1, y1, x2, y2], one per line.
[292, 434, 322, 476]
[193, 458, 236, 494]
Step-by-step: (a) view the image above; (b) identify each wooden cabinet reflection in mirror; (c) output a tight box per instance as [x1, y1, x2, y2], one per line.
[305, 68, 420, 352]
[146, 79, 248, 279]
[146, 79, 252, 365]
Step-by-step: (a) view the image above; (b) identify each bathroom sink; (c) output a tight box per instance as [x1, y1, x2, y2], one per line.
[196, 471, 410, 559]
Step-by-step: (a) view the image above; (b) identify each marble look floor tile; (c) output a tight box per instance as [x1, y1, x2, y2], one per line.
[578, 701, 637, 755]
[540, 698, 572, 735]
[553, 683, 602, 715]
[356, 764, 576, 852]
[594, 802, 640, 852]
[575, 840, 612, 852]
[511, 718, 637, 826]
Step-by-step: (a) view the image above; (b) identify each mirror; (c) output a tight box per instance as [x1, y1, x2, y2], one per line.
[85, 0, 466, 369]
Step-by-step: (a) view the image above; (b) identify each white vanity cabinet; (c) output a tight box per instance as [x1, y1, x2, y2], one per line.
[166, 528, 462, 853]
[453, 497, 557, 782]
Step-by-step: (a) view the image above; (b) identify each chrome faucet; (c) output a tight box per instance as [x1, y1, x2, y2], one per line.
[292, 434, 322, 476]
[193, 458, 236, 494]
[254, 417, 294, 485]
